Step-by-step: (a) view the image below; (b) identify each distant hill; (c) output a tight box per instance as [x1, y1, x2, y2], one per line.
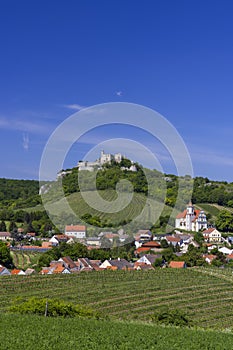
[1, 163, 233, 231]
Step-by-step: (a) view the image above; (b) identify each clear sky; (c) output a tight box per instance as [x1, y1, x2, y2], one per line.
[1, 0, 233, 181]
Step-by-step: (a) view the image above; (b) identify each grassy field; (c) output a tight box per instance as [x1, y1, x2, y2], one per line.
[1, 268, 233, 330]
[1, 313, 233, 350]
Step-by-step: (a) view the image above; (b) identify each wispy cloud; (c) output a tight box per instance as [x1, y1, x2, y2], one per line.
[0, 116, 52, 134]
[115, 91, 123, 97]
[23, 133, 29, 150]
[63, 103, 86, 111]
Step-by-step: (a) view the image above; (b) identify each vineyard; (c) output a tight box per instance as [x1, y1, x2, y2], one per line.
[10, 250, 41, 270]
[45, 189, 175, 227]
[1, 313, 233, 350]
[2, 268, 233, 330]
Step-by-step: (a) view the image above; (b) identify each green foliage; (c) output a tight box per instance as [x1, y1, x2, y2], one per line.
[38, 247, 61, 268]
[0, 241, 13, 267]
[9, 297, 98, 318]
[2, 314, 233, 350]
[152, 307, 191, 326]
[0, 178, 40, 209]
[215, 210, 233, 232]
[0, 220, 6, 231]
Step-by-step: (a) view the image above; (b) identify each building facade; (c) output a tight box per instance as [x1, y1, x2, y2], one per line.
[176, 202, 208, 232]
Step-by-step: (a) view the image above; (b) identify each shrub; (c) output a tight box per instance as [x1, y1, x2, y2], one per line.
[9, 297, 99, 319]
[151, 308, 191, 327]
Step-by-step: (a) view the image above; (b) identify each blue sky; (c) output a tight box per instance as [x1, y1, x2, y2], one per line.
[1, 0, 233, 181]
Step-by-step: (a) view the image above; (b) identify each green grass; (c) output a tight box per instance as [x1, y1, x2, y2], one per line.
[1, 314, 233, 350]
[1, 269, 233, 330]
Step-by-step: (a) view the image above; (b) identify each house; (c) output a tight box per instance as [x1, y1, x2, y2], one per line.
[25, 232, 36, 240]
[134, 262, 155, 270]
[65, 225, 86, 239]
[76, 258, 94, 272]
[0, 232, 12, 241]
[203, 254, 216, 264]
[11, 269, 26, 275]
[58, 256, 79, 272]
[40, 261, 71, 275]
[165, 236, 183, 247]
[100, 258, 133, 270]
[86, 237, 101, 247]
[168, 261, 186, 268]
[218, 247, 232, 255]
[202, 228, 221, 243]
[25, 268, 36, 275]
[0, 265, 11, 276]
[176, 202, 208, 232]
[134, 230, 153, 248]
[41, 241, 53, 249]
[49, 234, 69, 246]
[99, 232, 119, 242]
[134, 247, 152, 255]
[140, 241, 161, 251]
[136, 254, 162, 265]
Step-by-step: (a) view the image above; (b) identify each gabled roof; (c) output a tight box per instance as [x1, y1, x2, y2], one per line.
[60, 256, 77, 269]
[176, 209, 200, 221]
[203, 228, 216, 234]
[11, 269, 22, 275]
[169, 261, 186, 268]
[142, 241, 160, 248]
[0, 231, 11, 237]
[134, 247, 151, 254]
[166, 236, 181, 242]
[108, 259, 133, 270]
[65, 225, 86, 232]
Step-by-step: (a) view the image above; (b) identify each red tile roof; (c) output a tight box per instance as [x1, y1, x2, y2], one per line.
[142, 241, 160, 248]
[65, 225, 86, 232]
[166, 236, 181, 242]
[169, 261, 186, 268]
[176, 209, 200, 221]
[11, 269, 22, 275]
[203, 228, 215, 234]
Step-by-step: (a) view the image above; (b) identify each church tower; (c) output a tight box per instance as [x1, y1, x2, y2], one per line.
[186, 201, 195, 231]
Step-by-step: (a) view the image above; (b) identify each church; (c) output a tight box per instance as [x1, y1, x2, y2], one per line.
[175, 202, 208, 232]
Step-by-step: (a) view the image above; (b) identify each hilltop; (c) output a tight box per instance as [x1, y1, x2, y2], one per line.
[0, 161, 233, 235]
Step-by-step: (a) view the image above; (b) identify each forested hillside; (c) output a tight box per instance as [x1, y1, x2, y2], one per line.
[0, 178, 41, 209]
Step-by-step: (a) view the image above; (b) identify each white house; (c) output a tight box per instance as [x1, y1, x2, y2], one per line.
[0, 232, 12, 241]
[202, 228, 222, 243]
[65, 225, 86, 239]
[0, 265, 10, 276]
[176, 202, 208, 232]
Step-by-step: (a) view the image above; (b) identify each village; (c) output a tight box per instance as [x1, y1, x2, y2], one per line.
[1, 202, 233, 276]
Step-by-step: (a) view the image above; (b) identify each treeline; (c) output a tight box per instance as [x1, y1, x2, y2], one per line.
[0, 178, 41, 209]
[0, 210, 56, 236]
[192, 177, 233, 206]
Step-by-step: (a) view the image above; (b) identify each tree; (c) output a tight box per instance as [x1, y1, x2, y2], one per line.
[9, 221, 17, 233]
[216, 210, 233, 232]
[0, 242, 13, 268]
[0, 220, 6, 231]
